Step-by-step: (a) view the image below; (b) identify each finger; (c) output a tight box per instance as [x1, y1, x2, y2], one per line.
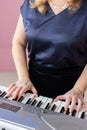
[85, 103, 87, 111]
[6, 86, 17, 97]
[82, 99, 87, 106]
[83, 100, 87, 111]
[12, 87, 22, 99]
[76, 99, 83, 112]
[54, 95, 66, 102]
[69, 96, 77, 113]
[64, 96, 71, 112]
[31, 87, 38, 97]
[18, 86, 28, 99]
[18, 85, 38, 99]
[8, 83, 16, 91]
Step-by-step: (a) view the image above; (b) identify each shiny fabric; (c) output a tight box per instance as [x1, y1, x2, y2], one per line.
[21, 0, 87, 69]
[20, 0, 87, 98]
[29, 61, 84, 98]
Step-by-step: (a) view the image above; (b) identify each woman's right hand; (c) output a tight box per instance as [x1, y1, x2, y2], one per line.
[6, 80, 38, 100]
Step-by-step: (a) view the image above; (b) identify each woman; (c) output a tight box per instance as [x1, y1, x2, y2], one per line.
[7, 0, 87, 113]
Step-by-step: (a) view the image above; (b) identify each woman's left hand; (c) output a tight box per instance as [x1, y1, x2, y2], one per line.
[54, 88, 87, 113]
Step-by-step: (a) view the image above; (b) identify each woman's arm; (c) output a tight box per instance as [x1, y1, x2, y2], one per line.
[7, 14, 38, 99]
[12, 14, 29, 82]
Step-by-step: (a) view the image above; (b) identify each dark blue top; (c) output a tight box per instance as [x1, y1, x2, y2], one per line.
[20, 0, 87, 69]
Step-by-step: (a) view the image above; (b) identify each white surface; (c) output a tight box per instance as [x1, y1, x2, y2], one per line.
[0, 120, 34, 130]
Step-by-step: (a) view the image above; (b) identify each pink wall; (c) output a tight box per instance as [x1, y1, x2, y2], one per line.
[0, 0, 24, 71]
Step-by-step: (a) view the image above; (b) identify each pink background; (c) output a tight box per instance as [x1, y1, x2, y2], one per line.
[0, 0, 24, 71]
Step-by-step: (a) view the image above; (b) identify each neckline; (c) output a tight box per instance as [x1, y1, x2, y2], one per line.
[46, 2, 68, 16]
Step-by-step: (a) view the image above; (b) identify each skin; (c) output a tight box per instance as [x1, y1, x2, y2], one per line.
[7, 0, 87, 113]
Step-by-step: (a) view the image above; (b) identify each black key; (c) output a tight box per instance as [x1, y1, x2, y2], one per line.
[0, 90, 2, 94]
[45, 103, 50, 109]
[51, 104, 57, 111]
[0, 91, 7, 97]
[5, 96, 9, 99]
[18, 96, 24, 102]
[31, 99, 37, 106]
[81, 111, 85, 119]
[26, 98, 32, 104]
[13, 97, 18, 101]
[37, 101, 42, 107]
[72, 109, 77, 116]
[60, 107, 65, 113]
[66, 108, 70, 115]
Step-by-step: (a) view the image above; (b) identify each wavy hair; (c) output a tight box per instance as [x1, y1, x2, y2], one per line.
[30, 0, 83, 14]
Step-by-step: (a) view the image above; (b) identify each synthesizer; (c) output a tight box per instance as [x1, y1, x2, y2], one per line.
[0, 85, 87, 130]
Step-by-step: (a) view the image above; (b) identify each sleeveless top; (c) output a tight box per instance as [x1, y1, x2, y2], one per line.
[20, 0, 87, 70]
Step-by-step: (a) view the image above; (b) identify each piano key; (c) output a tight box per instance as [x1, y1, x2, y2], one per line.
[39, 97, 48, 109]
[26, 93, 35, 104]
[31, 99, 37, 106]
[51, 104, 57, 111]
[67, 104, 85, 118]
[84, 112, 87, 120]
[68, 104, 82, 118]
[40, 97, 53, 109]
[0, 91, 7, 97]
[56, 101, 65, 113]
[60, 107, 65, 113]
[71, 109, 77, 116]
[0, 87, 8, 94]
[8, 92, 32, 103]
[80, 111, 85, 119]
[17, 96, 24, 102]
[0, 87, 8, 98]
[0, 90, 2, 94]
[1, 85, 87, 121]
[37, 100, 43, 107]
[76, 107, 85, 119]
[31, 96, 44, 107]
[65, 104, 77, 117]
[56, 101, 77, 117]
[21, 93, 31, 104]
[0, 86, 7, 91]
[65, 108, 70, 115]
[49, 100, 62, 112]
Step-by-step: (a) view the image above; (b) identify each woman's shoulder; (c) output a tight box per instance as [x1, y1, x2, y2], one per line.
[20, 0, 31, 17]
[21, 0, 29, 8]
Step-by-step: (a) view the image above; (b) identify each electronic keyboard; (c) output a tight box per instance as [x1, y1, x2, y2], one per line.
[0, 85, 87, 130]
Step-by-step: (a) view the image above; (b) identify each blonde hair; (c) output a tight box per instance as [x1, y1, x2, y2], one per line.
[30, 0, 83, 14]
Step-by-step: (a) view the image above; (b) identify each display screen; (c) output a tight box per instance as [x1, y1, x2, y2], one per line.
[0, 103, 21, 112]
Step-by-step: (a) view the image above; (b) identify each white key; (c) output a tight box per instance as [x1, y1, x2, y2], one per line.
[84, 112, 87, 120]
[0, 86, 8, 92]
[21, 93, 31, 104]
[56, 101, 65, 113]
[30, 96, 44, 107]
[49, 100, 62, 112]
[39, 97, 48, 109]
[0, 86, 8, 97]
[0, 87, 8, 98]
[26, 93, 35, 104]
[76, 107, 85, 119]
[0, 120, 30, 130]
[40, 97, 53, 109]
[0, 86, 12, 100]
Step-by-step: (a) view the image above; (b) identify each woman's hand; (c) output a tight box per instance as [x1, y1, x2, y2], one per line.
[6, 80, 38, 99]
[54, 88, 87, 113]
